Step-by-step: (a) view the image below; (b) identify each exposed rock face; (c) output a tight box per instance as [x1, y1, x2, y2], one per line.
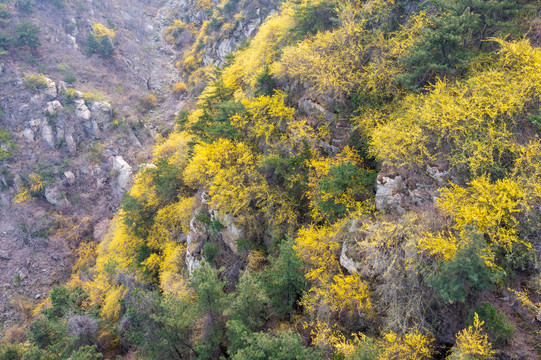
[74, 99, 91, 120]
[299, 98, 335, 123]
[89, 101, 113, 126]
[216, 38, 237, 64]
[340, 242, 361, 275]
[375, 175, 405, 213]
[22, 128, 35, 142]
[426, 166, 451, 185]
[219, 213, 242, 254]
[64, 171, 75, 185]
[65, 134, 76, 154]
[45, 100, 63, 116]
[83, 120, 101, 139]
[29, 118, 41, 131]
[42, 78, 58, 100]
[298, 97, 351, 149]
[375, 165, 450, 213]
[111, 156, 132, 192]
[45, 186, 66, 207]
[186, 233, 203, 274]
[41, 122, 56, 149]
[0, 0, 195, 326]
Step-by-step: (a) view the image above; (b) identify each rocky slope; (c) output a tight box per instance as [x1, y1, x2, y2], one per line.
[0, 0, 280, 331]
[0, 0, 174, 328]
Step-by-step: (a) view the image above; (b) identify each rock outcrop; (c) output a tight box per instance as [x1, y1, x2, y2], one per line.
[111, 156, 132, 193]
[41, 122, 56, 149]
[375, 165, 450, 213]
[89, 101, 113, 127]
[42, 78, 58, 100]
[74, 99, 91, 121]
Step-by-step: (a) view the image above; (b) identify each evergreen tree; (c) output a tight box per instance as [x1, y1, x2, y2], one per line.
[265, 239, 305, 318]
[14, 20, 40, 48]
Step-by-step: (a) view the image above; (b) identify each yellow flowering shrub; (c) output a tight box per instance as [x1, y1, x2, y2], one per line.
[307, 146, 374, 223]
[447, 313, 495, 360]
[92, 23, 115, 40]
[222, 5, 296, 91]
[370, 39, 541, 177]
[419, 176, 529, 266]
[295, 222, 371, 321]
[378, 330, 434, 360]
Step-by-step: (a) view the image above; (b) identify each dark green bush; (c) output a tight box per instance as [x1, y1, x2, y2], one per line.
[86, 33, 114, 58]
[14, 20, 41, 48]
[429, 230, 504, 304]
[469, 302, 514, 345]
[265, 239, 305, 318]
[15, 0, 33, 13]
[0, 129, 15, 161]
[315, 162, 375, 223]
[232, 331, 322, 360]
[291, 0, 339, 40]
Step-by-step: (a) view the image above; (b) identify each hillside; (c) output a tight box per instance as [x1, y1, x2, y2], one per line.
[1, 0, 541, 359]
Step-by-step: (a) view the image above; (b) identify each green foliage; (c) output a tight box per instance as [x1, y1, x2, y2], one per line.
[398, 0, 530, 89]
[27, 316, 70, 351]
[19, 1, 541, 358]
[16, 0, 33, 13]
[86, 33, 114, 58]
[188, 80, 243, 141]
[14, 20, 40, 48]
[315, 161, 375, 223]
[232, 330, 322, 360]
[48, 0, 67, 8]
[228, 271, 269, 331]
[397, 4, 477, 89]
[254, 66, 277, 97]
[0, 129, 15, 161]
[469, 302, 514, 345]
[349, 335, 382, 360]
[45, 286, 71, 319]
[190, 263, 227, 316]
[176, 109, 190, 128]
[0, 30, 12, 55]
[123, 290, 198, 360]
[0, 344, 25, 360]
[121, 193, 156, 238]
[429, 230, 503, 304]
[205, 16, 224, 34]
[261, 142, 311, 219]
[291, 0, 338, 40]
[0, 343, 54, 360]
[265, 239, 305, 318]
[62, 72, 78, 84]
[69, 346, 102, 360]
[203, 242, 219, 264]
[43, 286, 89, 320]
[189, 264, 228, 358]
[147, 158, 185, 204]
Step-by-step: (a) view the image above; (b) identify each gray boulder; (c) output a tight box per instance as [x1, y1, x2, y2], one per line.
[22, 129, 34, 142]
[74, 99, 91, 120]
[41, 123, 55, 149]
[89, 101, 112, 125]
[112, 156, 132, 192]
[41, 78, 57, 100]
